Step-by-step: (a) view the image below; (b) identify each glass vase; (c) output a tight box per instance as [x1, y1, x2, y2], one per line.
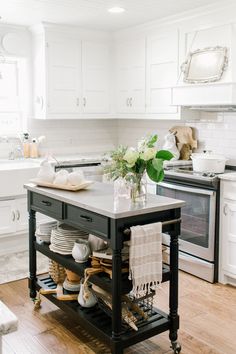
[129, 173, 147, 205]
[114, 177, 130, 203]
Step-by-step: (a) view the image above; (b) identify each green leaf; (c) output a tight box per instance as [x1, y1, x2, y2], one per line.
[151, 157, 163, 171]
[146, 159, 165, 182]
[156, 150, 173, 161]
[147, 134, 158, 148]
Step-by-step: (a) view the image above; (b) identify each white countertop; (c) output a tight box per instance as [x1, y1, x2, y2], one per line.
[0, 153, 103, 170]
[219, 172, 236, 181]
[24, 181, 185, 219]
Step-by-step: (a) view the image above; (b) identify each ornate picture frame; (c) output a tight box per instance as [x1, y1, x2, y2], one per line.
[181, 46, 228, 84]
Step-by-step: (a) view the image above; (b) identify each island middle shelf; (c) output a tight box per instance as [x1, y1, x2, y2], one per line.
[34, 241, 171, 295]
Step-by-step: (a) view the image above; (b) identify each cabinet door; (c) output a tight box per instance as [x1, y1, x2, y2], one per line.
[146, 31, 178, 114]
[47, 37, 81, 114]
[15, 198, 28, 232]
[115, 38, 146, 113]
[0, 200, 16, 235]
[222, 200, 236, 275]
[82, 41, 110, 113]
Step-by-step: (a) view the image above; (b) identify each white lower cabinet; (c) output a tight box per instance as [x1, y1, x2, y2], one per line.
[0, 200, 16, 235]
[219, 180, 236, 286]
[0, 197, 51, 237]
[0, 197, 30, 236]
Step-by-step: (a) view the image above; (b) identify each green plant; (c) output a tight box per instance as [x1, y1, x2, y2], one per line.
[104, 134, 173, 183]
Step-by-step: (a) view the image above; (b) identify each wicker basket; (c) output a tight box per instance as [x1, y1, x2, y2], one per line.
[48, 259, 66, 284]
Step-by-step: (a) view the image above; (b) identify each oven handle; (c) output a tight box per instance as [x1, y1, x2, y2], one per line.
[158, 182, 215, 196]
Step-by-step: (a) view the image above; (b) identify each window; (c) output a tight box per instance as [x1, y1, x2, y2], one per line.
[0, 59, 26, 134]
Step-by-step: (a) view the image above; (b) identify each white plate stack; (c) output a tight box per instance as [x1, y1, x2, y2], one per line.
[35, 221, 58, 244]
[49, 223, 89, 255]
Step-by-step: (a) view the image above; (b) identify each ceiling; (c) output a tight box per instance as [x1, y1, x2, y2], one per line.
[0, 0, 225, 31]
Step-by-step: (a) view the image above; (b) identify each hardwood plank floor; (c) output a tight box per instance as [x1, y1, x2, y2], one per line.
[0, 271, 235, 354]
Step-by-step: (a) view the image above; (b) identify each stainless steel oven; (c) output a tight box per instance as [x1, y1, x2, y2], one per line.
[158, 182, 216, 260]
[156, 178, 218, 282]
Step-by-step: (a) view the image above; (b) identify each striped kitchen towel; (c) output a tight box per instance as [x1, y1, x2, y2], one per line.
[129, 222, 162, 297]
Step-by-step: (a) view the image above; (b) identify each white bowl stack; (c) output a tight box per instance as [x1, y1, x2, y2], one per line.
[35, 221, 58, 244]
[49, 223, 89, 255]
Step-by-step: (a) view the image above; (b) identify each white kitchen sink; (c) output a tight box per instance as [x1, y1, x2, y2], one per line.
[0, 160, 40, 197]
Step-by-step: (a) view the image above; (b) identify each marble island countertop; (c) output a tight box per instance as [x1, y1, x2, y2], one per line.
[24, 181, 185, 219]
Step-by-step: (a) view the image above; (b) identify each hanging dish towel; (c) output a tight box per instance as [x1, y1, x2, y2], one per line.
[129, 222, 162, 297]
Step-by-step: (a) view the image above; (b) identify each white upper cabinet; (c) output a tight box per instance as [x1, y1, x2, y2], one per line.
[47, 37, 81, 115]
[82, 41, 110, 113]
[115, 38, 146, 114]
[31, 24, 111, 119]
[146, 31, 178, 114]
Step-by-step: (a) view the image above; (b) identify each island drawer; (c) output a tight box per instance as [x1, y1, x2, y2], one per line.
[66, 205, 109, 239]
[31, 193, 64, 219]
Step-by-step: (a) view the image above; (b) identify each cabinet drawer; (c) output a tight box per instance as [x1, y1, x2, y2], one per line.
[31, 193, 64, 219]
[66, 205, 109, 239]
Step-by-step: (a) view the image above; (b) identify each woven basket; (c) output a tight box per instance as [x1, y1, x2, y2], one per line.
[48, 259, 66, 284]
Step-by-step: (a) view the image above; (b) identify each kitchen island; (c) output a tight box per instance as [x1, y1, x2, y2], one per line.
[24, 182, 185, 354]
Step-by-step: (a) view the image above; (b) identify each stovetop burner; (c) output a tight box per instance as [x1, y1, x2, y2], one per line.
[163, 162, 234, 189]
[173, 167, 219, 178]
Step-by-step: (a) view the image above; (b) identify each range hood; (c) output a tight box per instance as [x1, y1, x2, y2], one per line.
[172, 82, 236, 112]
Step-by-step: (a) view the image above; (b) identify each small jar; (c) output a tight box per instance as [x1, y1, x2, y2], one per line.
[30, 138, 38, 158]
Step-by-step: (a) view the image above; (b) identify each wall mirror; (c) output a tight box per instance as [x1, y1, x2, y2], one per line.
[181, 46, 228, 83]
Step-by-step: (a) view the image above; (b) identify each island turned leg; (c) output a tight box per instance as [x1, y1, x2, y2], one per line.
[169, 225, 181, 354]
[111, 221, 123, 354]
[28, 209, 37, 299]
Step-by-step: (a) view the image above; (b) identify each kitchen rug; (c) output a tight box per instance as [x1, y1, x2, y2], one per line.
[0, 250, 48, 284]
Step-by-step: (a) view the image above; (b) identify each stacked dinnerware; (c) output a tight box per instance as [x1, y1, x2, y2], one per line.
[35, 220, 57, 244]
[49, 223, 89, 255]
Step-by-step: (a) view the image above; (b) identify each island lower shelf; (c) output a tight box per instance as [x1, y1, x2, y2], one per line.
[35, 241, 171, 295]
[35, 273, 170, 348]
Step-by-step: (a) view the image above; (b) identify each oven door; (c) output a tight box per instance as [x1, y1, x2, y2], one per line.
[157, 182, 216, 262]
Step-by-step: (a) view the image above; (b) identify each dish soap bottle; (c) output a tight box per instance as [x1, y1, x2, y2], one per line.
[30, 138, 39, 158]
[23, 133, 30, 158]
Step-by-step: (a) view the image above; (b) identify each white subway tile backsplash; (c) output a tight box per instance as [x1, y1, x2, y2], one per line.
[117, 114, 236, 166]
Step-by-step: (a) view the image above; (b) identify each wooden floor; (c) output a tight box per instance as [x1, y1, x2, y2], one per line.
[0, 271, 235, 354]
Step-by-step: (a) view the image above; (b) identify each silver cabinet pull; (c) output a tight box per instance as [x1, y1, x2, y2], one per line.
[16, 210, 20, 220]
[130, 97, 133, 107]
[223, 204, 228, 216]
[12, 211, 15, 222]
[83, 97, 86, 107]
[126, 98, 129, 107]
[76, 98, 80, 106]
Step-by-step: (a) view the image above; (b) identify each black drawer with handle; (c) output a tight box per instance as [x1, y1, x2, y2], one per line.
[66, 204, 109, 239]
[31, 193, 64, 219]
